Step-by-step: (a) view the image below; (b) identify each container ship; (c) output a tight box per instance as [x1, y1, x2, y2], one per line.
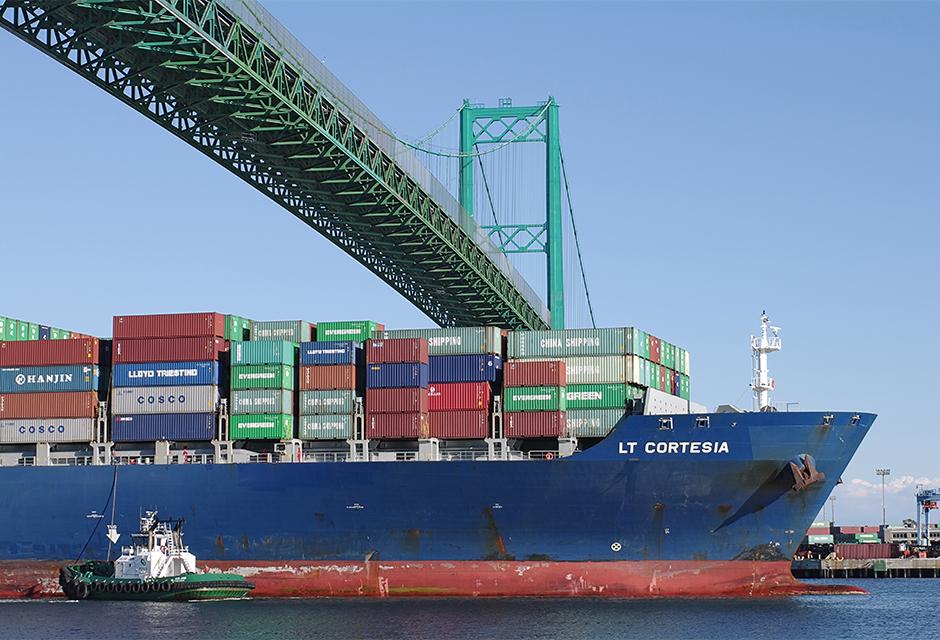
[0, 312, 874, 598]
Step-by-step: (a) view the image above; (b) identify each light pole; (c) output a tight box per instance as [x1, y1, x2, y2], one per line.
[876, 469, 891, 526]
[829, 495, 836, 524]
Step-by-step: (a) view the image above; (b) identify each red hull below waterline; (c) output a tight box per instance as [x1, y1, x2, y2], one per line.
[0, 560, 865, 599]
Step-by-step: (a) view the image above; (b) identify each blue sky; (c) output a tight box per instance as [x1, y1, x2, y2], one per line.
[1, 1, 937, 523]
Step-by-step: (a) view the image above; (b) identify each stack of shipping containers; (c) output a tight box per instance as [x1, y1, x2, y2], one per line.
[502, 359, 567, 439]
[298, 340, 360, 441]
[379, 327, 502, 440]
[229, 321, 312, 441]
[0, 338, 102, 444]
[0, 315, 86, 342]
[111, 313, 226, 442]
[508, 328, 690, 439]
[365, 338, 430, 439]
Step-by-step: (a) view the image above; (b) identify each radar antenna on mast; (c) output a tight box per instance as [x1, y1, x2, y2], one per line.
[751, 311, 782, 412]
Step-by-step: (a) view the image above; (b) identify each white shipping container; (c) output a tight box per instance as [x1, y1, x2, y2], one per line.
[0, 418, 95, 444]
[522, 356, 626, 384]
[625, 355, 648, 385]
[111, 385, 219, 415]
[231, 389, 293, 415]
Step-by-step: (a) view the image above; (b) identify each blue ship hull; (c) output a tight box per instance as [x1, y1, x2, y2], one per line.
[0, 410, 874, 598]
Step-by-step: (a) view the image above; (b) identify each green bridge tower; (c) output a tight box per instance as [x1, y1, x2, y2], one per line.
[459, 98, 565, 329]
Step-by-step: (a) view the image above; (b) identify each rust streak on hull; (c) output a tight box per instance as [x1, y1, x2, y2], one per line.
[0, 560, 866, 599]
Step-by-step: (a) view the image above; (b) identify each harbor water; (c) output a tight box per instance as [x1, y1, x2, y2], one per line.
[0, 580, 932, 640]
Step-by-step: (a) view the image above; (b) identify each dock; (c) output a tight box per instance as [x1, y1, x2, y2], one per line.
[792, 558, 940, 579]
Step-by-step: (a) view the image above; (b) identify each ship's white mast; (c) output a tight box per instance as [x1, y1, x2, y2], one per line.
[751, 311, 782, 411]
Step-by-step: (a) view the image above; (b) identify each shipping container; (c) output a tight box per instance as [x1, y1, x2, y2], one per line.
[16, 322, 28, 341]
[428, 410, 489, 439]
[625, 355, 647, 386]
[0, 318, 7, 341]
[231, 389, 294, 415]
[113, 312, 226, 339]
[565, 383, 642, 410]
[225, 315, 253, 342]
[835, 543, 897, 560]
[299, 365, 357, 391]
[679, 374, 690, 401]
[111, 385, 219, 415]
[659, 366, 668, 394]
[317, 320, 383, 342]
[38, 325, 50, 341]
[626, 328, 649, 358]
[0, 338, 99, 367]
[0, 417, 95, 444]
[661, 342, 675, 370]
[504, 411, 566, 438]
[0, 365, 99, 394]
[3, 319, 17, 342]
[112, 361, 219, 387]
[427, 382, 491, 412]
[366, 388, 429, 414]
[566, 408, 625, 438]
[229, 414, 294, 440]
[0, 391, 98, 419]
[230, 340, 296, 366]
[519, 356, 624, 385]
[111, 413, 215, 442]
[299, 414, 354, 440]
[861, 526, 881, 534]
[376, 327, 502, 356]
[806, 527, 831, 536]
[251, 320, 313, 343]
[838, 526, 863, 534]
[299, 341, 359, 366]
[365, 338, 429, 364]
[648, 336, 661, 364]
[366, 412, 429, 439]
[508, 328, 626, 359]
[429, 354, 502, 384]
[231, 365, 294, 390]
[299, 389, 356, 415]
[365, 363, 429, 389]
[807, 534, 835, 545]
[647, 362, 661, 391]
[27, 324, 39, 341]
[503, 386, 566, 412]
[503, 361, 565, 388]
[112, 337, 227, 364]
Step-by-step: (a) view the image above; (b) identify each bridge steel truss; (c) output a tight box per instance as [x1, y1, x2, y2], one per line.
[0, 0, 550, 330]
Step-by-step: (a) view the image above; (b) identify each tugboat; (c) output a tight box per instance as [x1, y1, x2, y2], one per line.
[59, 512, 254, 601]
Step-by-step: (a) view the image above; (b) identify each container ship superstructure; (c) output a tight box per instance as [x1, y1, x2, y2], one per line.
[0, 312, 874, 598]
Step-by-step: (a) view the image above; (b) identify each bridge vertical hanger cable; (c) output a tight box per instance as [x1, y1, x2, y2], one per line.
[560, 146, 596, 329]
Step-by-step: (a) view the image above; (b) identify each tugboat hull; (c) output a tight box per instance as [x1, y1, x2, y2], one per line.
[59, 562, 254, 601]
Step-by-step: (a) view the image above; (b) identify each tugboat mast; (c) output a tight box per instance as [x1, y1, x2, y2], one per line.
[751, 311, 782, 411]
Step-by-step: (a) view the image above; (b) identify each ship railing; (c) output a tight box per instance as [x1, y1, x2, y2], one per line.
[16, 456, 36, 467]
[50, 455, 94, 466]
[112, 455, 155, 466]
[303, 451, 350, 463]
[526, 450, 561, 460]
[248, 453, 274, 464]
[167, 453, 213, 465]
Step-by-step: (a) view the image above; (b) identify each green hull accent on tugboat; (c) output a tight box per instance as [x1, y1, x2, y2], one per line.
[59, 561, 254, 601]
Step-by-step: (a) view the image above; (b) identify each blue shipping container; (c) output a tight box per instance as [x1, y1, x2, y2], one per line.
[366, 363, 429, 389]
[0, 365, 99, 393]
[112, 361, 219, 387]
[112, 413, 215, 442]
[39, 325, 51, 340]
[300, 341, 359, 366]
[429, 355, 502, 384]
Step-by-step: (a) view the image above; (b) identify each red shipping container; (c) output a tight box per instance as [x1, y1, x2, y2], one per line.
[861, 526, 881, 534]
[300, 365, 357, 391]
[365, 338, 429, 364]
[113, 312, 226, 339]
[112, 337, 227, 363]
[428, 382, 491, 412]
[835, 543, 897, 560]
[0, 338, 99, 367]
[648, 336, 661, 363]
[366, 388, 429, 413]
[504, 411, 566, 438]
[429, 410, 489, 439]
[504, 361, 566, 388]
[807, 527, 831, 536]
[838, 526, 863, 534]
[366, 412, 429, 439]
[0, 392, 98, 419]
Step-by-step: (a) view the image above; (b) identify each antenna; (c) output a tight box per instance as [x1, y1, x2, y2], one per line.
[751, 312, 782, 411]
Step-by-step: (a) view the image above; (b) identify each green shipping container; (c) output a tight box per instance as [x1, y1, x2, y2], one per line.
[0, 317, 7, 341]
[661, 342, 675, 370]
[225, 315, 253, 341]
[856, 533, 881, 543]
[508, 328, 628, 359]
[230, 414, 294, 440]
[299, 414, 355, 440]
[679, 374, 690, 401]
[16, 321, 29, 341]
[647, 363, 660, 390]
[807, 534, 834, 545]
[300, 389, 356, 415]
[230, 365, 295, 390]
[317, 320, 382, 342]
[27, 323, 39, 341]
[625, 327, 650, 359]
[4, 319, 17, 341]
[565, 383, 643, 410]
[376, 327, 501, 356]
[566, 408, 626, 438]
[252, 320, 312, 342]
[50, 327, 62, 340]
[230, 340, 296, 366]
[231, 389, 294, 415]
[503, 386, 566, 412]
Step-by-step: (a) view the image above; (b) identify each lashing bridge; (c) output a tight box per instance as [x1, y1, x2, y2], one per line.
[0, 0, 555, 329]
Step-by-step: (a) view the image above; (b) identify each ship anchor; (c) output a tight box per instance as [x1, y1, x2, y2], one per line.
[789, 454, 826, 492]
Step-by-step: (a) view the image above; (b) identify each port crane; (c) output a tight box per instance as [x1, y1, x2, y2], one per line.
[916, 487, 940, 546]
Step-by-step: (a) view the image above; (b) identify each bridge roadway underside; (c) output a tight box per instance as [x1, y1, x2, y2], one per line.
[0, 0, 549, 330]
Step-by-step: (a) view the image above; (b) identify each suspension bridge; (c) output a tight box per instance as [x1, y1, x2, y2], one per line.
[0, 0, 595, 329]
